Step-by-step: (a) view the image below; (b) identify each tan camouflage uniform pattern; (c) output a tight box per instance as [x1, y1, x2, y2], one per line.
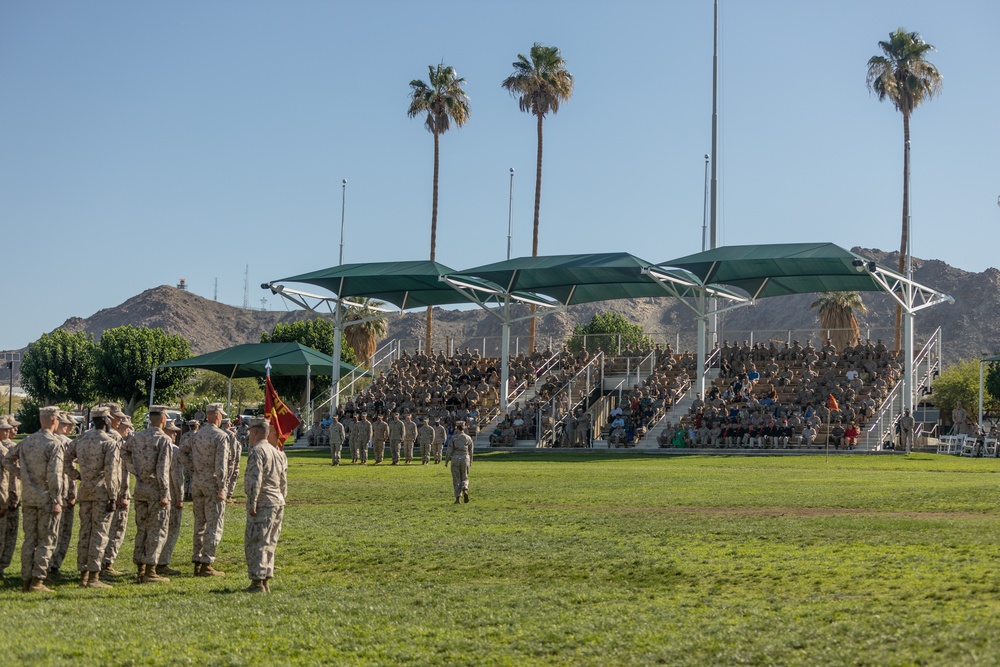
[433, 424, 447, 464]
[68, 429, 120, 573]
[130, 426, 172, 566]
[2, 431, 64, 580]
[180, 423, 229, 564]
[102, 429, 130, 569]
[0, 438, 19, 573]
[244, 439, 287, 582]
[159, 441, 185, 567]
[351, 419, 372, 465]
[225, 428, 241, 500]
[329, 421, 345, 465]
[401, 419, 417, 464]
[51, 433, 77, 571]
[387, 417, 404, 465]
[371, 420, 388, 464]
[418, 423, 435, 465]
[445, 431, 474, 500]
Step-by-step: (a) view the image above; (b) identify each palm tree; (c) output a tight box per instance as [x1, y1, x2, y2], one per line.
[343, 298, 389, 366]
[501, 43, 574, 351]
[810, 291, 868, 353]
[866, 28, 942, 351]
[408, 63, 471, 355]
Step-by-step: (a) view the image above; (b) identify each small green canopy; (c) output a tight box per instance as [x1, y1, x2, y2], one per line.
[159, 342, 366, 379]
[451, 252, 668, 305]
[657, 243, 888, 299]
[277, 260, 469, 310]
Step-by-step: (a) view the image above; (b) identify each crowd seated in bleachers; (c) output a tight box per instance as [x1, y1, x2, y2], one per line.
[657, 337, 901, 450]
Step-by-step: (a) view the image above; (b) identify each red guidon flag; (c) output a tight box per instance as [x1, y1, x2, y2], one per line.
[264, 375, 300, 451]
[828, 394, 839, 412]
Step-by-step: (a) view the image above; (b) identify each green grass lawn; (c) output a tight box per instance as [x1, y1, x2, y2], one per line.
[4, 450, 1000, 666]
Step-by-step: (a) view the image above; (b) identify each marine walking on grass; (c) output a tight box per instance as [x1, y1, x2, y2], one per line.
[243, 417, 287, 593]
[444, 421, 473, 504]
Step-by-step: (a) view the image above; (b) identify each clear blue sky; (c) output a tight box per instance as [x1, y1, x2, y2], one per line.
[2, 1, 997, 350]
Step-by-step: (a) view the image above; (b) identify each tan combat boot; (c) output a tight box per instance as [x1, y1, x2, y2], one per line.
[243, 579, 265, 593]
[102, 563, 123, 577]
[136, 564, 145, 583]
[88, 571, 113, 589]
[142, 565, 169, 584]
[79, 571, 90, 588]
[156, 564, 181, 576]
[262, 579, 272, 593]
[200, 564, 225, 577]
[28, 577, 54, 593]
[193, 562, 203, 576]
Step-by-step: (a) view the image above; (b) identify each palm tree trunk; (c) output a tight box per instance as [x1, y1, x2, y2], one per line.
[427, 132, 440, 355]
[527, 113, 544, 352]
[893, 112, 910, 352]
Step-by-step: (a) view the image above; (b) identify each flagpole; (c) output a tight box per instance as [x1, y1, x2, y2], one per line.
[826, 408, 830, 463]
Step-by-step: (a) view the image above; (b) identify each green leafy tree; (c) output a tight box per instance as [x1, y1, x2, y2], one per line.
[866, 28, 942, 351]
[984, 362, 1000, 413]
[15, 396, 76, 434]
[408, 62, 471, 354]
[567, 313, 649, 355]
[93, 325, 193, 416]
[190, 370, 264, 415]
[260, 318, 358, 405]
[931, 358, 989, 419]
[20, 329, 98, 405]
[502, 43, 574, 352]
[810, 291, 868, 353]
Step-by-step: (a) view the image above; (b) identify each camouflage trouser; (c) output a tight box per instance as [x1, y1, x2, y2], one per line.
[358, 439, 369, 464]
[403, 440, 415, 464]
[389, 439, 402, 465]
[191, 487, 226, 565]
[132, 500, 169, 566]
[432, 443, 444, 465]
[183, 471, 192, 502]
[244, 506, 283, 581]
[50, 502, 75, 570]
[421, 440, 432, 465]
[331, 441, 343, 465]
[102, 503, 130, 567]
[451, 456, 470, 498]
[77, 500, 114, 573]
[159, 505, 183, 566]
[226, 467, 239, 500]
[21, 506, 59, 580]
[1, 509, 20, 571]
[373, 439, 385, 464]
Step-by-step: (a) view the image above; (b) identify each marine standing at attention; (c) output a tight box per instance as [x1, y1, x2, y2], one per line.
[351, 413, 373, 465]
[387, 413, 404, 465]
[181, 403, 229, 577]
[401, 414, 417, 465]
[130, 405, 173, 584]
[329, 415, 345, 466]
[243, 418, 287, 593]
[0, 416, 23, 581]
[49, 411, 77, 580]
[418, 417, 436, 466]
[2, 406, 64, 593]
[101, 407, 132, 576]
[445, 421, 474, 504]
[371, 414, 388, 465]
[156, 420, 184, 577]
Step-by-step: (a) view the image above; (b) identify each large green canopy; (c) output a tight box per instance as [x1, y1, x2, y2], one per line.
[656, 243, 888, 299]
[159, 342, 366, 379]
[276, 260, 469, 310]
[450, 252, 668, 305]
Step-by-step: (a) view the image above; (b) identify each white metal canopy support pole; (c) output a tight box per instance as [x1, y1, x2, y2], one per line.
[979, 360, 986, 432]
[148, 367, 157, 412]
[696, 290, 707, 396]
[306, 363, 312, 423]
[903, 288, 914, 415]
[500, 295, 511, 413]
[331, 302, 343, 412]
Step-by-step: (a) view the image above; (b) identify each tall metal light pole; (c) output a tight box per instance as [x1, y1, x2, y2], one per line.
[507, 168, 515, 260]
[701, 154, 710, 252]
[339, 178, 347, 266]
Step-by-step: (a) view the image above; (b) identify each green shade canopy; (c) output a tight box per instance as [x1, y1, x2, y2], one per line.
[450, 252, 668, 305]
[657, 243, 888, 299]
[276, 260, 469, 310]
[158, 342, 367, 379]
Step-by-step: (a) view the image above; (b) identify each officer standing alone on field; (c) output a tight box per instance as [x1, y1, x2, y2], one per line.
[329, 415, 345, 466]
[445, 421, 473, 504]
[243, 418, 287, 593]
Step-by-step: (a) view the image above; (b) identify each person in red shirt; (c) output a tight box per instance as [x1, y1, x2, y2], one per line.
[844, 422, 860, 450]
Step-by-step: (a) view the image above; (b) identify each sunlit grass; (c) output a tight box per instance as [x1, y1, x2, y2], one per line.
[3, 450, 1000, 665]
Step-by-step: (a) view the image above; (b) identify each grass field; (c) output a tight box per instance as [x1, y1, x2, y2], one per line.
[3, 450, 1000, 665]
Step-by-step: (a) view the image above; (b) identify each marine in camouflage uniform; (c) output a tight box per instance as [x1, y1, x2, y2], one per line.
[371, 415, 388, 465]
[2, 406, 64, 593]
[223, 419, 241, 501]
[0, 416, 22, 581]
[50, 411, 78, 578]
[418, 418, 436, 465]
[102, 408, 132, 575]
[178, 420, 200, 501]
[329, 416, 345, 466]
[67, 406, 120, 588]
[401, 414, 417, 465]
[432, 420, 447, 465]
[180, 403, 229, 576]
[157, 421, 185, 577]
[243, 418, 287, 593]
[445, 421, 474, 504]
[351, 414, 373, 465]
[130, 406, 173, 584]
[387, 414, 404, 465]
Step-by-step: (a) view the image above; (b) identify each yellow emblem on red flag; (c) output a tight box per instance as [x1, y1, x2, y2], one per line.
[828, 394, 839, 412]
[265, 375, 300, 450]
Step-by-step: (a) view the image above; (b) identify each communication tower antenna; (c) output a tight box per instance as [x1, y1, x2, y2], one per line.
[214, 278, 218, 301]
[243, 265, 250, 309]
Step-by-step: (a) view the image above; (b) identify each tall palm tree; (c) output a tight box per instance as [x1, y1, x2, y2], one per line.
[408, 63, 471, 355]
[501, 43, 574, 351]
[344, 298, 389, 366]
[866, 28, 942, 351]
[810, 291, 868, 353]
